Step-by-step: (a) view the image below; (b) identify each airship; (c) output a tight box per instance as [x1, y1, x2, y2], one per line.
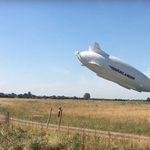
[75, 42, 150, 92]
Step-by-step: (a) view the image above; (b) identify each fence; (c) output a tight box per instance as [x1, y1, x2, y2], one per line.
[0, 111, 150, 141]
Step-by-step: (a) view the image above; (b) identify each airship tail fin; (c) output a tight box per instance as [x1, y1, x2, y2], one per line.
[94, 42, 109, 56]
[89, 46, 93, 51]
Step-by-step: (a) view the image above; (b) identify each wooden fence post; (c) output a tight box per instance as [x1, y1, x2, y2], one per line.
[47, 107, 52, 128]
[58, 107, 62, 130]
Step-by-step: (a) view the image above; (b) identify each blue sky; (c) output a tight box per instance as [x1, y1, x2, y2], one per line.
[0, 1, 150, 99]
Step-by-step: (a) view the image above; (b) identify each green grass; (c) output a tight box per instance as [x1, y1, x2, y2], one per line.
[0, 124, 150, 150]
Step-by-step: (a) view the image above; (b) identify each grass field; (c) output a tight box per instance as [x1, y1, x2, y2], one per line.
[0, 98, 150, 136]
[1, 124, 150, 150]
[1, 98, 150, 149]
[0, 125, 150, 150]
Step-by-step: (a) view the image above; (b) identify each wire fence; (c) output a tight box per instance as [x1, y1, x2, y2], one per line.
[0, 112, 150, 141]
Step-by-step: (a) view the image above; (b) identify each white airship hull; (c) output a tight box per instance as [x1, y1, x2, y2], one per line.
[75, 42, 150, 92]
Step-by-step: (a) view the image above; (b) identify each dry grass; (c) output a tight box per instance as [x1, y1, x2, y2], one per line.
[0, 98, 150, 135]
[1, 98, 150, 149]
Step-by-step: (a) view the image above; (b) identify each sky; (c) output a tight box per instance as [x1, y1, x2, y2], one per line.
[0, 0, 150, 99]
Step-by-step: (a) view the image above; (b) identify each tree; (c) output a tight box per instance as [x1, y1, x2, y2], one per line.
[51, 95, 56, 99]
[147, 97, 150, 101]
[0, 93, 4, 97]
[83, 93, 90, 100]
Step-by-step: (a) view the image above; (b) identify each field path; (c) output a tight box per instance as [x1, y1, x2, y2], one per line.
[0, 114, 150, 141]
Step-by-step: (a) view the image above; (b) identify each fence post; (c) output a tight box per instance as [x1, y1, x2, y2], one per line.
[47, 107, 52, 128]
[58, 107, 62, 130]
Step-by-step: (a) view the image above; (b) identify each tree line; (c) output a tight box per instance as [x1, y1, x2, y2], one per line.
[0, 92, 89, 100]
[1, 91, 150, 101]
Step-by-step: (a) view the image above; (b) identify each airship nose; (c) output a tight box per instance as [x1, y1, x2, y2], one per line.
[80, 51, 93, 62]
[76, 52, 88, 62]
[75, 51, 81, 60]
[75, 51, 79, 56]
[75, 51, 93, 64]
